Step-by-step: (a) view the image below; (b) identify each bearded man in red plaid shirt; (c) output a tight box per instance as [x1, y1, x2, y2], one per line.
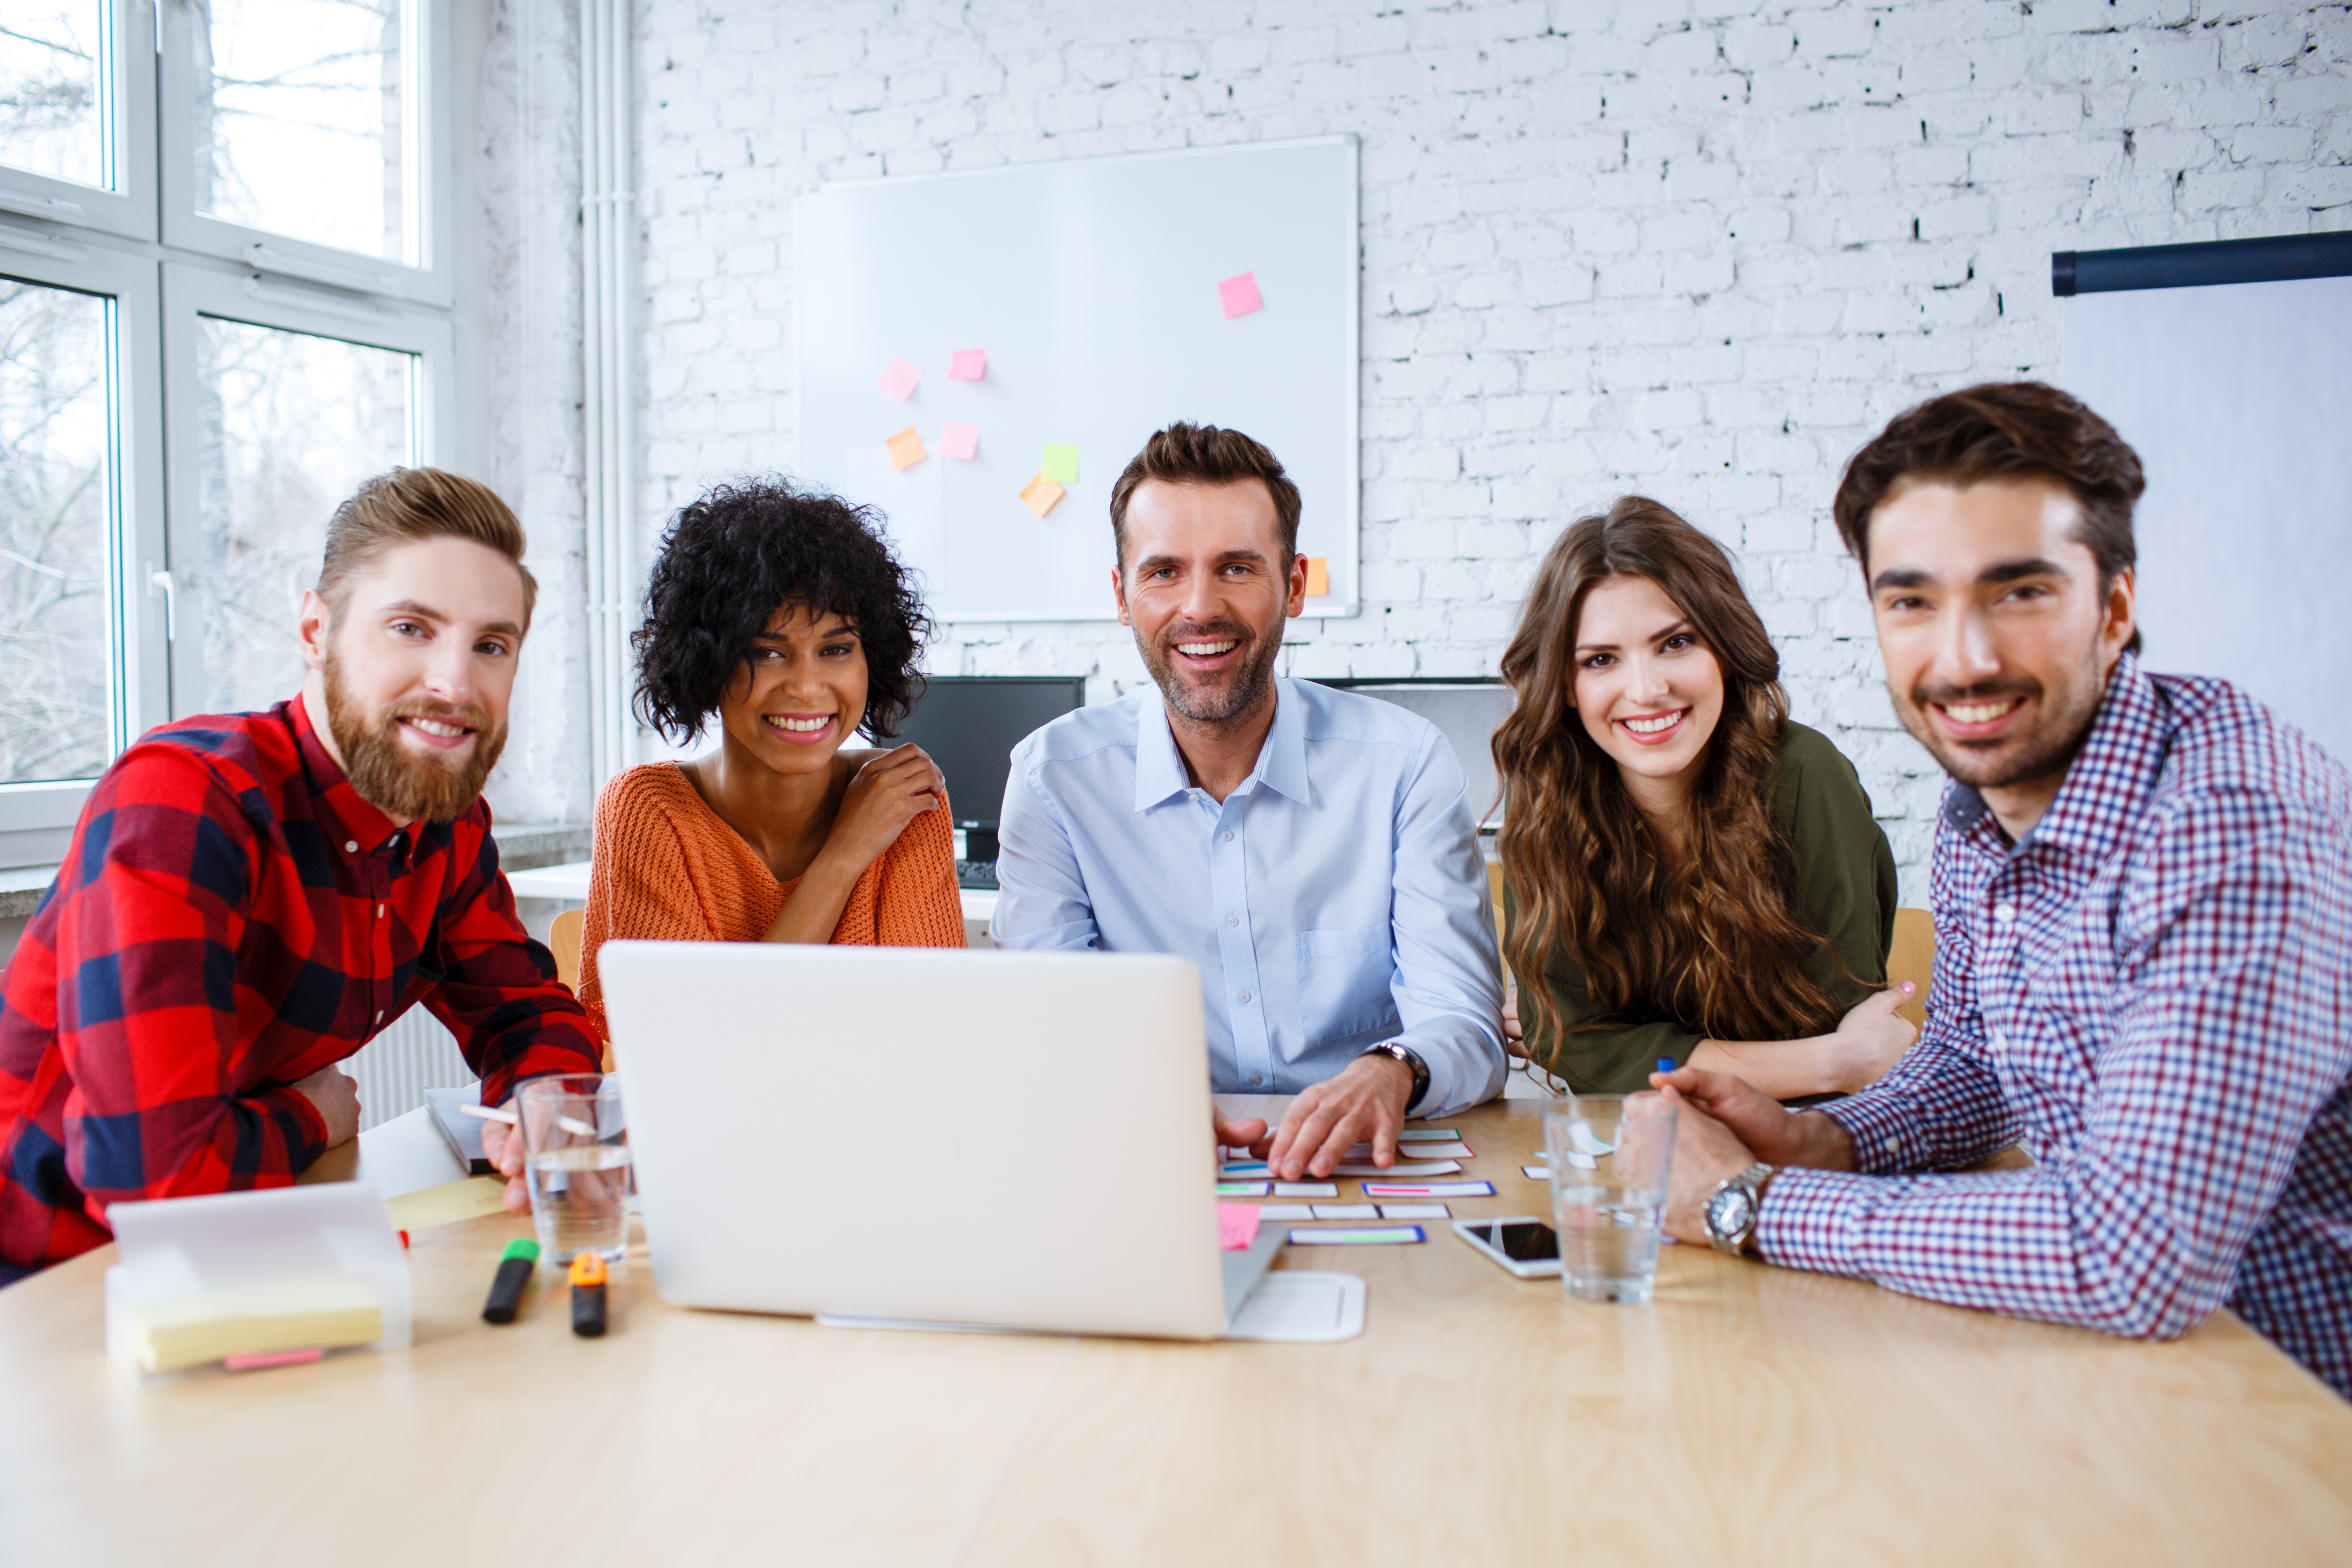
[0, 468, 603, 1281]
[1653, 383, 2352, 1400]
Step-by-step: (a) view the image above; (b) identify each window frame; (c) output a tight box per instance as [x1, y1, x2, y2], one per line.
[155, 0, 454, 308]
[0, 241, 168, 868]
[158, 259, 454, 720]
[0, 0, 158, 243]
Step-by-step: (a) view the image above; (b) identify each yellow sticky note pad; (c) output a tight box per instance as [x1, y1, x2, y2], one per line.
[385, 1175, 510, 1231]
[886, 425, 927, 470]
[1020, 473, 1065, 519]
[1303, 556, 1330, 596]
[1041, 444, 1079, 484]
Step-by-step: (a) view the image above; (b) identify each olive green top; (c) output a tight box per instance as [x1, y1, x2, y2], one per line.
[1506, 720, 1898, 1093]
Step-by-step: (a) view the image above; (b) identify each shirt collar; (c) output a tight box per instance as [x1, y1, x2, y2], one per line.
[1939, 652, 2169, 864]
[1131, 678, 1310, 811]
[290, 690, 405, 855]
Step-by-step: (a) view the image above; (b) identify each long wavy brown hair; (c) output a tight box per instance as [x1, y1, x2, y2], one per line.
[1493, 497, 1844, 1052]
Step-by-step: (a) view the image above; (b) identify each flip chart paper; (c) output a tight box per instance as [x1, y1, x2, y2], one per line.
[885, 425, 926, 470]
[946, 347, 987, 381]
[1041, 444, 1079, 484]
[1218, 270, 1263, 318]
[1271, 1182, 1339, 1198]
[941, 421, 979, 459]
[1361, 1180, 1495, 1198]
[1019, 474, 1063, 519]
[1303, 556, 1330, 596]
[1331, 1159, 1461, 1178]
[876, 356, 921, 400]
[1217, 1202, 1262, 1250]
[1287, 1226, 1425, 1246]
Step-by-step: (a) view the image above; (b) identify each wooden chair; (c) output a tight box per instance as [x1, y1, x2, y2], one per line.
[550, 907, 584, 993]
[1886, 907, 1933, 1033]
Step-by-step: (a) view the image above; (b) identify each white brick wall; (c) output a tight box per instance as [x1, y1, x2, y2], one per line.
[550, 0, 2350, 900]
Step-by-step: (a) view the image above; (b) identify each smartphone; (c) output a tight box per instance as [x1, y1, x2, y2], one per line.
[1452, 1216, 1561, 1278]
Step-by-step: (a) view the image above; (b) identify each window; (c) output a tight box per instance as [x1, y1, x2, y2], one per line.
[0, 0, 452, 868]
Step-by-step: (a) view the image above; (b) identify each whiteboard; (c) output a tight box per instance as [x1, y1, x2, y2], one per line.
[795, 136, 1359, 622]
[2062, 274, 2352, 766]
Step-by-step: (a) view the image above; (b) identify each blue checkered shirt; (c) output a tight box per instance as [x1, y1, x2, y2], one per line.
[1758, 656, 2352, 1398]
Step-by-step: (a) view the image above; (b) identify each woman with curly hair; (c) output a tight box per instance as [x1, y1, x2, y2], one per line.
[577, 478, 964, 1042]
[1493, 497, 1913, 1098]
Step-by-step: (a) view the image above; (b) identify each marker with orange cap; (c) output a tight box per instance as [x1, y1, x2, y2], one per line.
[568, 1251, 609, 1338]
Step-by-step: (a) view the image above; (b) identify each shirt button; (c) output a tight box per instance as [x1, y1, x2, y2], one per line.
[1238, 991, 1251, 1003]
[376, 904, 385, 918]
[1249, 1074, 1263, 1086]
[1222, 831, 1234, 842]
[345, 840, 359, 853]
[373, 1009, 383, 1025]
[1993, 903, 2016, 924]
[1226, 915, 1238, 927]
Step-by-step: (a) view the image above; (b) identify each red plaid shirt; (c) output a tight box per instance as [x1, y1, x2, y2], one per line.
[0, 695, 601, 1280]
[1759, 657, 2352, 1398]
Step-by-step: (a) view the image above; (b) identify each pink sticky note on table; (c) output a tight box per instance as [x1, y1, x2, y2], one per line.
[946, 348, 987, 381]
[1218, 271, 1263, 318]
[1217, 1201, 1262, 1251]
[876, 356, 922, 400]
[941, 421, 979, 460]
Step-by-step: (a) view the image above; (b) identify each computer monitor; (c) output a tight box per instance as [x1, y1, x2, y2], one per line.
[891, 675, 1087, 860]
[1304, 678, 1512, 830]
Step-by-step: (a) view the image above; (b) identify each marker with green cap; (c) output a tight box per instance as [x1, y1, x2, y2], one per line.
[482, 1238, 540, 1324]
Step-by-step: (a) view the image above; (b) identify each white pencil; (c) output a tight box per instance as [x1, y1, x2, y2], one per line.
[458, 1102, 518, 1126]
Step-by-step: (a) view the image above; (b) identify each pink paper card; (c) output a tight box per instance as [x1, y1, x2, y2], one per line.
[1218, 271, 1263, 318]
[876, 356, 922, 400]
[946, 347, 987, 381]
[941, 421, 979, 460]
[1216, 1201, 1262, 1251]
[884, 425, 926, 470]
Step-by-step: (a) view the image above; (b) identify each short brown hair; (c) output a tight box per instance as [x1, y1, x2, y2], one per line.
[318, 467, 537, 628]
[1832, 381, 2144, 655]
[1108, 423, 1302, 570]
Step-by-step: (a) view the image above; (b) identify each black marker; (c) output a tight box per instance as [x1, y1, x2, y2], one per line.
[569, 1250, 609, 1337]
[482, 1238, 539, 1323]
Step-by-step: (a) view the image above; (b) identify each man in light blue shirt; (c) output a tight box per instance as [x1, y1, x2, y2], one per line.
[992, 423, 1506, 1178]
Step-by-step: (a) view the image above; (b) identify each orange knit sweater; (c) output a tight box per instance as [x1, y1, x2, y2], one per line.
[577, 761, 967, 1042]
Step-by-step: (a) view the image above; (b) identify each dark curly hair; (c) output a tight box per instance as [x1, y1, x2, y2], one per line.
[632, 477, 933, 742]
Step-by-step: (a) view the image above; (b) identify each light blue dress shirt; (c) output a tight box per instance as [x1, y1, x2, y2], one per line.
[991, 678, 1506, 1117]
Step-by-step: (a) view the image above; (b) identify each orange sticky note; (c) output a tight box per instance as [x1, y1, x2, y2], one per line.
[886, 426, 926, 470]
[1303, 556, 1330, 596]
[1019, 473, 1063, 519]
[1217, 1201, 1262, 1251]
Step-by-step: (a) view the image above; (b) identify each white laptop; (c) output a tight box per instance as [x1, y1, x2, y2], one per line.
[595, 940, 1285, 1341]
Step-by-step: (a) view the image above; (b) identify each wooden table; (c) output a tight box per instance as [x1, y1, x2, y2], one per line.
[5, 1097, 2349, 1566]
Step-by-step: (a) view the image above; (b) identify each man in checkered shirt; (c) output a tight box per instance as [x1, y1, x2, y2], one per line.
[1655, 382, 2352, 1400]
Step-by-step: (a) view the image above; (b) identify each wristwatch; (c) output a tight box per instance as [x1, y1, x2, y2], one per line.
[1704, 1162, 1777, 1257]
[1357, 1041, 1430, 1113]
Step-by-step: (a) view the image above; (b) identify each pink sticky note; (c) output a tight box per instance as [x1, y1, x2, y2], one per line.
[876, 356, 922, 400]
[1216, 1201, 1263, 1251]
[946, 347, 987, 381]
[941, 421, 979, 460]
[1218, 271, 1263, 318]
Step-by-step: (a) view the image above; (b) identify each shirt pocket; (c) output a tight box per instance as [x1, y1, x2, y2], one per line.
[1294, 926, 1399, 1047]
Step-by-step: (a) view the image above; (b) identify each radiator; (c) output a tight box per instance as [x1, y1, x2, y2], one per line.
[343, 1007, 477, 1132]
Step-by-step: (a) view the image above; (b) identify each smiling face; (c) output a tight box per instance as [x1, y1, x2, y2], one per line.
[713, 602, 869, 777]
[299, 535, 524, 825]
[1865, 475, 2135, 808]
[1112, 478, 1306, 727]
[1570, 573, 1727, 807]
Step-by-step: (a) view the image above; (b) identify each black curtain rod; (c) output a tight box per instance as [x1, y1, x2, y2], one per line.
[2052, 231, 2352, 296]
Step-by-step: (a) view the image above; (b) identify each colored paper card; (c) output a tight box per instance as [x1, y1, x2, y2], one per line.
[941, 421, 979, 460]
[1019, 473, 1063, 519]
[1218, 270, 1263, 318]
[946, 347, 987, 381]
[1393, 1142, 1472, 1160]
[1303, 556, 1330, 596]
[1362, 1180, 1496, 1198]
[885, 425, 926, 470]
[1287, 1226, 1425, 1246]
[1398, 1129, 1461, 1142]
[1524, 1165, 1552, 1180]
[1041, 444, 1079, 484]
[1379, 1203, 1451, 1219]
[1221, 1161, 1271, 1178]
[876, 356, 921, 400]
[1216, 1180, 1270, 1197]
[1332, 1158, 1461, 1178]
[1311, 1204, 1379, 1220]
[1272, 1182, 1339, 1198]
[1259, 1204, 1316, 1221]
[1217, 1201, 1262, 1251]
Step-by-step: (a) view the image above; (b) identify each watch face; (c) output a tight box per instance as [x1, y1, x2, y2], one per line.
[1706, 1185, 1755, 1241]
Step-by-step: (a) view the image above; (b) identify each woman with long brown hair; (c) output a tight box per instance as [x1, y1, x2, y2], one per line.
[1492, 497, 1915, 1097]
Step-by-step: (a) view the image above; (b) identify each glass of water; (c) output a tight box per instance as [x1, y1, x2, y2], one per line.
[1545, 1092, 1679, 1305]
[517, 1074, 630, 1268]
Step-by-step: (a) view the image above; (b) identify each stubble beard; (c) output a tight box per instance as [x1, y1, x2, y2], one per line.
[323, 653, 508, 823]
[1892, 637, 2109, 797]
[1137, 615, 1283, 728]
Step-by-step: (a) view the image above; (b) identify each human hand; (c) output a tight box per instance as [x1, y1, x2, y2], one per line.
[1502, 983, 1528, 1060]
[1646, 1064, 1857, 1172]
[1653, 1086, 1763, 1245]
[1213, 1107, 1270, 1158]
[1829, 984, 1918, 1092]
[479, 1109, 532, 1214]
[1265, 1054, 1413, 1180]
[290, 1064, 360, 1148]
[823, 744, 947, 872]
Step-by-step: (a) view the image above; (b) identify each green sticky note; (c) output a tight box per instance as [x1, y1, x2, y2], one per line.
[1041, 444, 1079, 484]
